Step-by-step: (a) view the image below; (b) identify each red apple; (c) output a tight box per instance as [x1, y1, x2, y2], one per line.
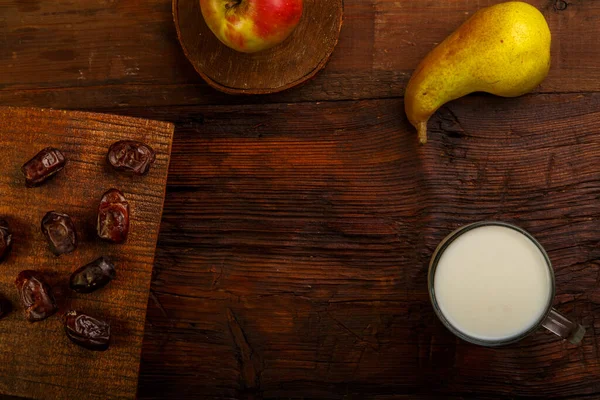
[200, 0, 303, 53]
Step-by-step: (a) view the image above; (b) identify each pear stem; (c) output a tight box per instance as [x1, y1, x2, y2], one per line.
[417, 121, 428, 145]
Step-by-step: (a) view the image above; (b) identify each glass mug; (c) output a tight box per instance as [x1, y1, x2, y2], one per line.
[428, 221, 585, 346]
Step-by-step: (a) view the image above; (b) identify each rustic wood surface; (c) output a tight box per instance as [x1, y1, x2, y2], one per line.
[0, 0, 599, 399]
[174, 0, 343, 94]
[0, 107, 174, 400]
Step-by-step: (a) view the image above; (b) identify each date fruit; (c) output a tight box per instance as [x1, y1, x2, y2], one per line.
[21, 147, 66, 187]
[0, 295, 11, 320]
[0, 219, 12, 262]
[15, 270, 57, 322]
[64, 310, 110, 351]
[41, 212, 78, 255]
[70, 257, 116, 294]
[107, 140, 156, 175]
[97, 189, 129, 243]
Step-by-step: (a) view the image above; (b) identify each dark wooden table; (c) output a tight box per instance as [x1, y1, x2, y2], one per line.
[2, 0, 600, 398]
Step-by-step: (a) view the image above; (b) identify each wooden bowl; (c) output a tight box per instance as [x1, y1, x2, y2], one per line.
[173, 0, 344, 95]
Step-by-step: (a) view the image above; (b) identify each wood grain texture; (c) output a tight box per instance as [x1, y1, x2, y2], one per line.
[0, 0, 597, 108]
[173, 0, 343, 94]
[0, 107, 174, 400]
[96, 93, 600, 399]
[1, 0, 600, 399]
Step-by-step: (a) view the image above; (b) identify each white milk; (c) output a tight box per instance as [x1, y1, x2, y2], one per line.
[433, 225, 552, 341]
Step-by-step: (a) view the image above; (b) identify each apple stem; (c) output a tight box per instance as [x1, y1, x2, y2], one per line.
[225, 0, 241, 9]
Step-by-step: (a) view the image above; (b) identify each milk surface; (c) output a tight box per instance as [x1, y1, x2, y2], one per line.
[433, 225, 552, 341]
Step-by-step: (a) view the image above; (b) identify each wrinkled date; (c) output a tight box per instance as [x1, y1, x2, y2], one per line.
[107, 140, 156, 175]
[97, 189, 129, 243]
[21, 147, 66, 187]
[70, 256, 116, 293]
[64, 310, 110, 351]
[15, 270, 57, 322]
[41, 212, 78, 255]
[0, 295, 11, 320]
[0, 219, 12, 262]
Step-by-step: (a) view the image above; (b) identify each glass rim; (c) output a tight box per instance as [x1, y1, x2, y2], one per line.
[428, 221, 556, 347]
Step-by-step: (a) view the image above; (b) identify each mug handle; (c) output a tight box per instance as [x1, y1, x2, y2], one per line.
[542, 308, 585, 344]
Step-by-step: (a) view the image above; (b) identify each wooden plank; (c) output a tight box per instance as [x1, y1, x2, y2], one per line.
[110, 94, 600, 398]
[0, 0, 598, 108]
[0, 107, 174, 399]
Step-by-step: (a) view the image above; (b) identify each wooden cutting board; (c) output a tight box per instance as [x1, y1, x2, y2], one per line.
[0, 107, 174, 399]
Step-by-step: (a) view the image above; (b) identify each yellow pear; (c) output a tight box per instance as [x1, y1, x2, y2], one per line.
[405, 1, 551, 144]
